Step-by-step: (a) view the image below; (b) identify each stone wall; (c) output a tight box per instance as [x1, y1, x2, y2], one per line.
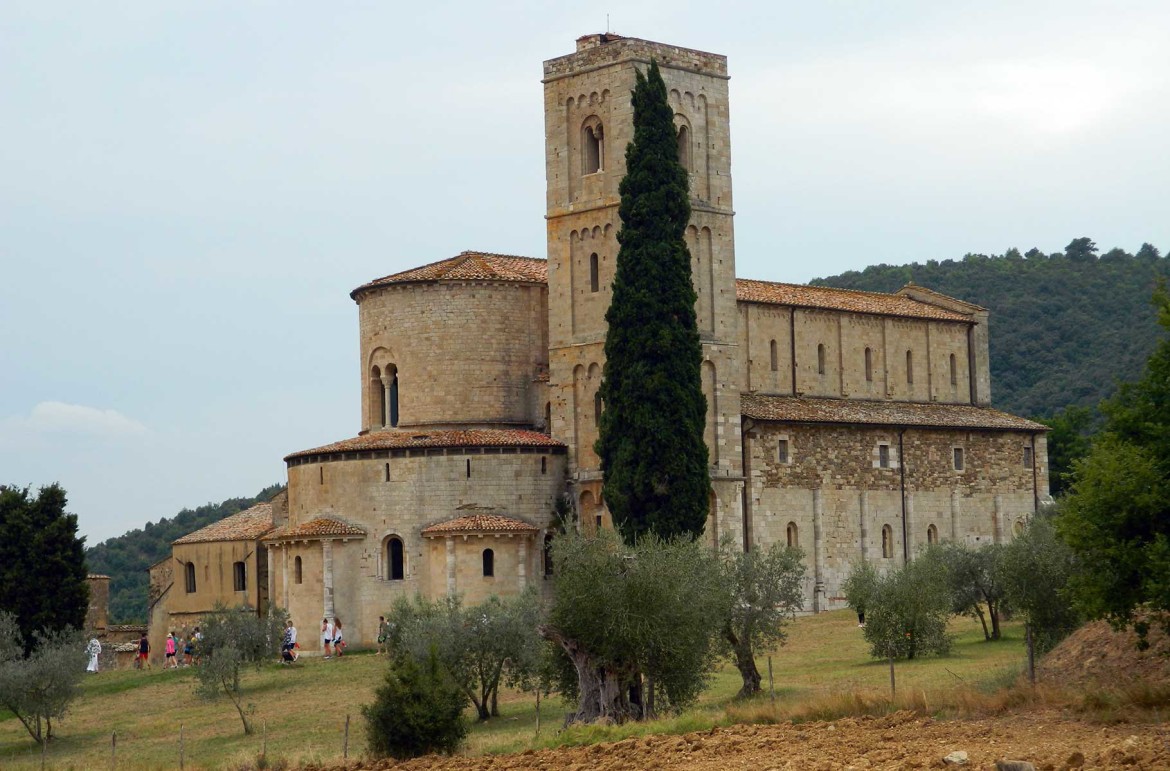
[276, 448, 566, 648]
[357, 281, 548, 432]
[746, 421, 1047, 611]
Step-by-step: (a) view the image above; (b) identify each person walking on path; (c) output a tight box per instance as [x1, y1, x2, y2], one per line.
[136, 632, 150, 669]
[281, 619, 299, 664]
[376, 615, 389, 655]
[85, 637, 101, 673]
[164, 632, 178, 669]
[333, 617, 345, 657]
[321, 618, 334, 658]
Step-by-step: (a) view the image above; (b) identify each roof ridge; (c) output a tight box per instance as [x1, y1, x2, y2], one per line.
[738, 277, 917, 302]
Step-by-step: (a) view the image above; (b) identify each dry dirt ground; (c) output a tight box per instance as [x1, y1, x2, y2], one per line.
[309, 710, 1169, 771]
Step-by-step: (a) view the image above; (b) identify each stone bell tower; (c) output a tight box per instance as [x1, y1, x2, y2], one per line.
[542, 34, 744, 545]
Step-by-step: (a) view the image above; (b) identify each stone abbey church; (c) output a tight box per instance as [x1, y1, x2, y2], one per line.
[149, 34, 1048, 655]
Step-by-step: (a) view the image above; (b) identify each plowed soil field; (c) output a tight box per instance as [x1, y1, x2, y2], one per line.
[310, 710, 1169, 770]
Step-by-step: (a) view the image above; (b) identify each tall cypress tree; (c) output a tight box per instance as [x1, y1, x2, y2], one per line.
[597, 60, 709, 542]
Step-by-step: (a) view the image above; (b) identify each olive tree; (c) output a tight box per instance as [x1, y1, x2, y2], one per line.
[718, 541, 805, 698]
[849, 558, 953, 660]
[0, 611, 86, 745]
[539, 530, 726, 724]
[389, 590, 543, 721]
[194, 605, 286, 734]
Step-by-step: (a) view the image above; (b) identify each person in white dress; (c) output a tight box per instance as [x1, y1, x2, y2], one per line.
[85, 637, 102, 673]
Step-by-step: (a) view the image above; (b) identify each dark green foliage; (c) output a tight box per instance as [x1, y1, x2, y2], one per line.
[999, 513, 1080, 654]
[362, 648, 469, 759]
[1040, 406, 1094, 497]
[0, 484, 88, 649]
[598, 60, 708, 541]
[813, 239, 1169, 419]
[85, 483, 283, 623]
[0, 611, 87, 745]
[1056, 288, 1170, 646]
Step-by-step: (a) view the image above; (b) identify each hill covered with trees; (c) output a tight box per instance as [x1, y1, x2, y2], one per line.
[813, 238, 1168, 419]
[85, 483, 283, 623]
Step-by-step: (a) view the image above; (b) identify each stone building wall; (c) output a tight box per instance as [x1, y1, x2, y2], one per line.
[746, 421, 1047, 611]
[356, 281, 548, 432]
[275, 448, 565, 648]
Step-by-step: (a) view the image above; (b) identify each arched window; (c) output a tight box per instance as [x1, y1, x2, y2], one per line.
[544, 402, 551, 434]
[185, 562, 197, 594]
[786, 521, 798, 549]
[294, 556, 303, 584]
[927, 524, 938, 545]
[949, 353, 957, 387]
[1013, 520, 1025, 537]
[371, 365, 385, 428]
[769, 339, 778, 372]
[594, 390, 602, 427]
[906, 350, 914, 384]
[817, 344, 826, 375]
[482, 548, 495, 577]
[387, 537, 404, 581]
[389, 370, 399, 427]
[677, 124, 690, 170]
[864, 347, 873, 382]
[544, 534, 554, 577]
[589, 253, 599, 293]
[583, 122, 603, 174]
[233, 561, 246, 591]
[882, 525, 894, 559]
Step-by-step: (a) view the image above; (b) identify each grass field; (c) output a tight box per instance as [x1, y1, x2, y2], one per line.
[0, 611, 1033, 770]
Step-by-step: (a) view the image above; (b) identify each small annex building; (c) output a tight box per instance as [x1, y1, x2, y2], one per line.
[149, 33, 1049, 653]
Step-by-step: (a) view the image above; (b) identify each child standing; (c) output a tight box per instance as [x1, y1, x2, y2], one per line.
[333, 617, 345, 657]
[322, 618, 334, 659]
[164, 632, 178, 669]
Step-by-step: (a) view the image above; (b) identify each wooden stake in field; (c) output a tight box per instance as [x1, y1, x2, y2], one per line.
[343, 713, 350, 759]
[888, 655, 896, 699]
[768, 656, 775, 704]
[179, 723, 185, 770]
[535, 689, 541, 736]
[1026, 622, 1036, 685]
[111, 730, 117, 770]
[262, 719, 267, 759]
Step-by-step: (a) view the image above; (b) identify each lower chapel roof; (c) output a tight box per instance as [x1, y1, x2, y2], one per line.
[741, 394, 1047, 432]
[421, 514, 539, 537]
[351, 253, 974, 323]
[172, 502, 275, 545]
[265, 517, 366, 541]
[284, 428, 566, 462]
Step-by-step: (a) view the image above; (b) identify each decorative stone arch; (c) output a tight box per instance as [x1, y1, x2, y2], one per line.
[368, 347, 399, 429]
[674, 113, 693, 171]
[588, 363, 602, 429]
[582, 115, 604, 174]
[380, 532, 406, 580]
[881, 524, 894, 559]
[927, 523, 939, 545]
[1012, 520, 1025, 538]
[702, 359, 718, 465]
[482, 548, 495, 577]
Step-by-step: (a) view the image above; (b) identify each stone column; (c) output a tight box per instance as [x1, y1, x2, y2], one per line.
[517, 538, 528, 592]
[445, 537, 456, 596]
[382, 378, 392, 427]
[993, 495, 1004, 545]
[281, 544, 289, 610]
[904, 493, 915, 559]
[950, 489, 960, 542]
[859, 491, 869, 561]
[322, 540, 335, 621]
[812, 489, 825, 613]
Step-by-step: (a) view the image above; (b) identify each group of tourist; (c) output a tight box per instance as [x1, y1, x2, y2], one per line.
[277, 614, 393, 665]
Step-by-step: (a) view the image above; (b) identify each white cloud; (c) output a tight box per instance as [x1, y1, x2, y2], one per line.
[4, 401, 149, 438]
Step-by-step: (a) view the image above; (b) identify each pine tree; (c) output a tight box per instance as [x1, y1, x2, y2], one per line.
[597, 60, 709, 541]
[0, 484, 88, 650]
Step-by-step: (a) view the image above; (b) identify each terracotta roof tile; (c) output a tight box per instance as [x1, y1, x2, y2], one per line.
[734, 279, 972, 322]
[266, 517, 366, 540]
[352, 251, 548, 298]
[741, 393, 1046, 431]
[285, 429, 564, 461]
[421, 514, 538, 536]
[173, 503, 275, 545]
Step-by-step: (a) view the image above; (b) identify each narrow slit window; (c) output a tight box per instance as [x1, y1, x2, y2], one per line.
[882, 525, 894, 558]
[676, 124, 690, 169]
[583, 124, 603, 174]
[233, 561, 246, 592]
[482, 548, 494, 577]
[817, 344, 826, 375]
[185, 562, 197, 594]
[953, 447, 965, 471]
[389, 372, 399, 427]
[589, 253, 599, 293]
[864, 347, 873, 382]
[777, 438, 789, 464]
[294, 556, 302, 584]
[927, 524, 938, 545]
[949, 353, 957, 386]
[466, 459, 471, 478]
[786, 521, 798, 549]
[540, 456, 547, 475]
[878, 443, 890, 469]
[1023, 446, 1033, 468]
[769, 339, 778, 372]
[319, 466, 324, 485]
[906, 350, 914, 384]
[388, 537, 404, 580]
[595, 514, 603, 531]
[384, 462, 390, 482]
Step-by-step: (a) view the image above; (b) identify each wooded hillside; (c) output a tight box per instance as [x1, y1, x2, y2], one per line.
[813, 239, 1168, 418]
[85, 483, 283, 623]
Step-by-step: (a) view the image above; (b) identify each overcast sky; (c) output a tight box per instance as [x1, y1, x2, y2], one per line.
[2, 1, 1168, 544]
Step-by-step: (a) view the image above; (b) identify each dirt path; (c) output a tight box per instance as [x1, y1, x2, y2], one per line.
[318, 711, 1169, 770]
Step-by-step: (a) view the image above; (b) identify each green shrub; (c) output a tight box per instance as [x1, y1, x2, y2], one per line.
[362, 648, 468, 759]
